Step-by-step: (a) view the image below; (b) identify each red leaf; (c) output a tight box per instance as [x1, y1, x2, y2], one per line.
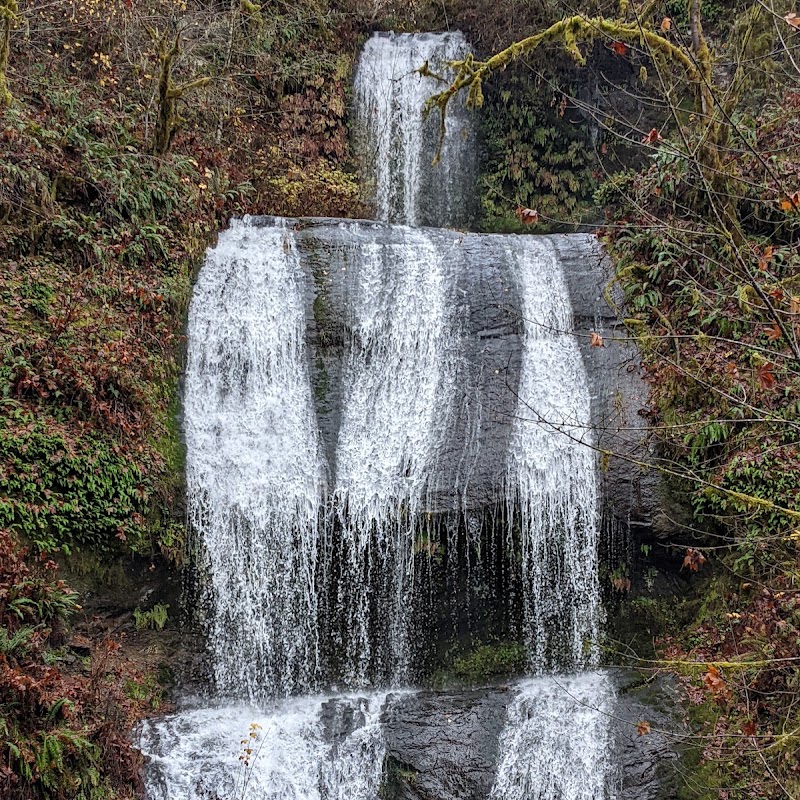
[515, 207, 539, 225]
[611, 575, 632, 592]
[610, 41, 628, 56]
[642, 128, 663, 144]
[765, 323, 782, 341]
[741, 720, 757, 736]
[682, 548, 706, 572]
[757, 363, 776, 389]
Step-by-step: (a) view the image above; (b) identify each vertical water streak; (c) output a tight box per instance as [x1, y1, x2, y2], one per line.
[490, 673, 616, 800]
[185, 218, 327, 700]
[333, 224, 458, 684]
[354, 32, 477, 227]
[505, 237, 601, 672]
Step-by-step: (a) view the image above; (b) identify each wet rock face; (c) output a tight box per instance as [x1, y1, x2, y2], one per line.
[613, 676, 683, 800]
[375, 674, 681, 800]
[381, 688, 509, 800]
[259, 216, 653, 533]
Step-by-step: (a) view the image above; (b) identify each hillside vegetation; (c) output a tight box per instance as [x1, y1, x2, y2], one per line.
[0, 1, 366, 796]
[1, 0, 799, 798]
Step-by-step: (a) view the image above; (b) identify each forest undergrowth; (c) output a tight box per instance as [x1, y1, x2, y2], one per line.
[1, 0, 800, 797]
[0, 1, 368, 796]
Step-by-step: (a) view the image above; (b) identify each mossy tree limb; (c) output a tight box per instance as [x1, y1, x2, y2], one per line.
[148, 27, 211, 156]
[424, 10, 715, 164]
[0, 0, 19, 107]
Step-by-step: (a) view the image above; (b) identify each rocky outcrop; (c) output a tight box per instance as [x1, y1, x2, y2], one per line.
[381, 688, 508, 799]
[375, 672, 681, 800]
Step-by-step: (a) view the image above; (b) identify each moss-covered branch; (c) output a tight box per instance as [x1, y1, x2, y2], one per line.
[424, 13, 709, 163]
[148, 27, 211, 155]
[0, 0, 19, 107]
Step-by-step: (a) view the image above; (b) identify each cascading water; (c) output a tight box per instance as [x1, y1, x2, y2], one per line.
[354, 32, 477, 227]
[138, 28, 623, 800]
[184, 220, 327, 700]
[139, 693, 388, 800]
[504, 237, 601, 673]
[492, 240, 610, 800]
[489, 674, 615, 800]
[332, 225, 459, 686]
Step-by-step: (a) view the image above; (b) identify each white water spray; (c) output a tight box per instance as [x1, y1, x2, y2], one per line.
[332, 225, 459, 685]
[185, 219, 327, 700]
[490, 673, 616, 800]
[505, 236, 601, 672]
[139, 693, 388, 800]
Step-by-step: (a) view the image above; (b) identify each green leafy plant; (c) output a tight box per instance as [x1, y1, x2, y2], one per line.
[132, 603, 170, 631]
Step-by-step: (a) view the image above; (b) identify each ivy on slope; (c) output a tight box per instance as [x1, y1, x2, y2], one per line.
[479, 68, 599, 231]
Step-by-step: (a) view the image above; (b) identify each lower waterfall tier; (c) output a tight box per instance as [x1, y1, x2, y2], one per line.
[139, 672, 677, 800]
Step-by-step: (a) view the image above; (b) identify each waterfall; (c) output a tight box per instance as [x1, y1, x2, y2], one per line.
[332, 224, 459, 686]
[354, 32, 477, 228]
[490, 674, 615, 800]
[505, 237, 601, 672]
[139, 693, 388, 800]
[184, 220, 327, 700]
[140, 29, 620, 800]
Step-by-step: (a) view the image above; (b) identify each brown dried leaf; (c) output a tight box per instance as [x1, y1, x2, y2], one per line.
[590, 331, 604, 347]
[780, 191, 800, 211]
[757, 363, 776, 389]
[611, 575, 632, 592]
[636, 720, 651, 736]
[682, 548, 706, 572]
[703, 664, 727, 696]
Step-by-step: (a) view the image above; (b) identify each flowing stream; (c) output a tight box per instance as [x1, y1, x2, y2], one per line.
[139, 30, 616, 800]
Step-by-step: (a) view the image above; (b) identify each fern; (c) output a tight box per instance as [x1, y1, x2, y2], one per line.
[0, 624, 35, 655]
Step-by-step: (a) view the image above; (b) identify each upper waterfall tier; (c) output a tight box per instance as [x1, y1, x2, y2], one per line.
[354, 32, 478, 228]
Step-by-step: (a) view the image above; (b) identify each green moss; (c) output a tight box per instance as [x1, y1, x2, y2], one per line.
[450, 641, 526, 684]
[314, 357, 329, 405]
[154, 387, 185, 485]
